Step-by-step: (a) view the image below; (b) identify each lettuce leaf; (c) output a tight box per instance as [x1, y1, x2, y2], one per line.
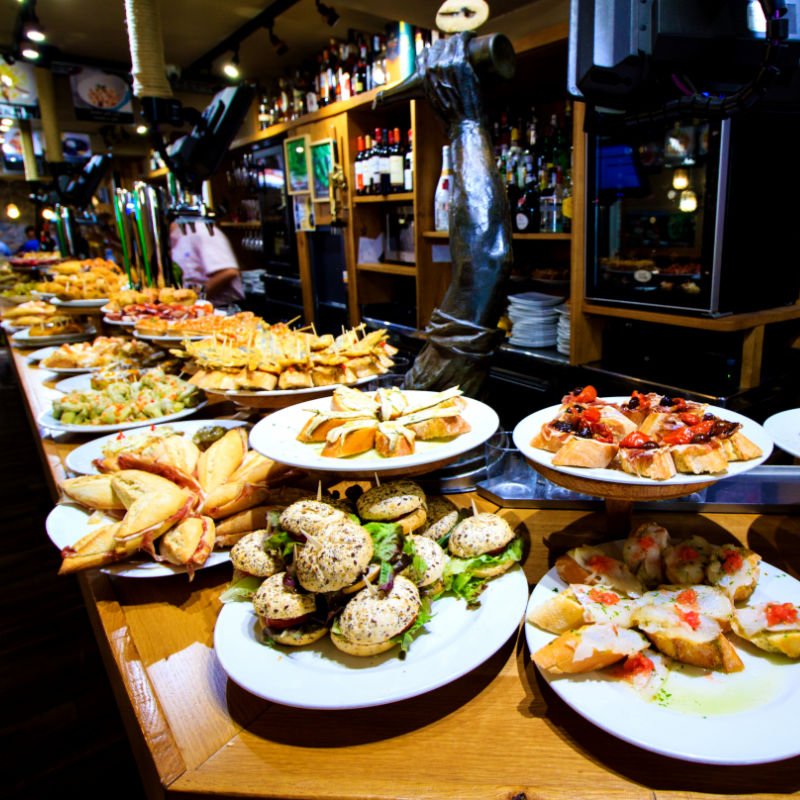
[264, 530, 295, 560]
[442, 536, 523, 605]
[364, 521, 403, 562]
[220, 575, 262, 604]
[392, 595, 434, 657]
[402, 536, 429, 585]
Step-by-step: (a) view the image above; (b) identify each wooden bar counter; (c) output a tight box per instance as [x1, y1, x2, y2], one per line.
[7, 342, 800, 800]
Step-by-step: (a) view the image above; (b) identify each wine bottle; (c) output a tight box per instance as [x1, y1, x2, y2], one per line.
[434, 145, 452, 232]
[369, 128, 382, 195]
[404, 128, 413, 192]
[389, 127, 405, 193]
[380, 127, 391, 195]
[354, 136, 365, 196]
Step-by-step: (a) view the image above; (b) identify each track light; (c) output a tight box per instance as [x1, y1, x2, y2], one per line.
[21, 44, 40, 60]
[315, 0, 339, 27]
[23, 13, 46, 43]
[268, 26, 288, 56]
[222, 49, 240, 80]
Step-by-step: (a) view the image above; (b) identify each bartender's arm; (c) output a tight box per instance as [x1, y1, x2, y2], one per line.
[205, 267, 239, 301]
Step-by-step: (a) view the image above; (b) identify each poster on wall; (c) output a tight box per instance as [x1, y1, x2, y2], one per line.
[69, 67, 133, 122]
[61, 132, 92, 162]
[2, 127, 44, 171]
[0, 61, 39, 120]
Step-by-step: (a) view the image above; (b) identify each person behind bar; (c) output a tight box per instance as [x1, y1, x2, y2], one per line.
[170, 221, 244, 309]
[17, 226, 40, 253]
[403, 32, 513, 397]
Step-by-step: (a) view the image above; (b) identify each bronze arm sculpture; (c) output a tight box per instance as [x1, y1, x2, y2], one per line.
[403, 32, 514, 396]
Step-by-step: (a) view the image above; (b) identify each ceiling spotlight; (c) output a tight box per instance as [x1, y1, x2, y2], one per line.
[222, 49, 240, 80]
[42, 208, 56, 221]
[315, 0, 339, 27]
[6, 203, 20, 220]
[136, 124, 148, 135]
[21, 44, 40, 60]
[268, 26, 288, 56]
[23, 16, 46, 43]
[1, 118, 13, 127]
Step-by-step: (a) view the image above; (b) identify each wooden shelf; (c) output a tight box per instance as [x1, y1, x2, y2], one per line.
[231, 85, 398, 150]
[422, 230, 571, 241]
[357, 262, 416, 276]
[354, 193, 414, 204]
[218, 221, 261, 228]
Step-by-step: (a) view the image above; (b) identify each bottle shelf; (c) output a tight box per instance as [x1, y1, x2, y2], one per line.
[219, 221, 261, 228]
[353, 193, 414, 204]
[357, 262, 416, 276]
[422, 230, 571, 241]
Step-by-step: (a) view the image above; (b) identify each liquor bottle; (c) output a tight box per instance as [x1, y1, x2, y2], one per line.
[353, 37, 368, 95]
[354, 136, 365, 196]
[513, 172, 540, 233]
[369, 128, 383, 194]
[379, 127, 391, 195]
[389, 127, 405, 193]
[319, 50, 330, 106]
[434, 145, 452, 232]
[403, 128, 413, 192]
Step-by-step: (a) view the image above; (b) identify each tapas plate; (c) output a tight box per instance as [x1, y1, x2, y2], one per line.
[51, 297, 109, 309]
[763, 409, 800, 459]
[133, 331, 207, 343]
[525, 547, 800, 765]
[249, 390, 500, 476]
[65, 418, 248, 475]
[54, 374, 93, 392]
[204, 374, 376, 410]
[45, 502, 229, 578]
[513, 399, 772, 487]
[37, 400, 208, 434]
[11, 327, 96, 347]
[215, 565, 528, 709]
[102, 316, 135, 327]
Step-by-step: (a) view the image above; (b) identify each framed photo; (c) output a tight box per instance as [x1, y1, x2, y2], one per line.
[310, 138, 335, 203]
[284, 135, 311, 195]
[293, 194, 315, 232]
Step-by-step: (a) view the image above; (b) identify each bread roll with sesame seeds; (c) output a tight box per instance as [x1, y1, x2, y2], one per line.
[230, 530, 284, 578]
[356, 480, 427, 534]
[253, 572, 328, 646]
[447, 512, 517, 577]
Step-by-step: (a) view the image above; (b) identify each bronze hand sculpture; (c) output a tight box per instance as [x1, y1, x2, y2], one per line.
[404, 32, 513, 396]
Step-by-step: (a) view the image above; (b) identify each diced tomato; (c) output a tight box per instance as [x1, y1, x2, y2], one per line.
[588, 588, 620, 605]
[676, 588, 698, 606]
[586, 554, 615, 574]
[116, 432, 125, 440]
[591, 422, 614, 443]
[679, 412, 701, 426]
[573, 385, 598, 404]
[638, 535, 656, 550]
[678, 609, 701, 630]
[620, 431, 652, 449]
[721, 549, 744, 574]
[662, 427, 694, 446]
[620, 653, 654, 677]
[765, 603, 798, 626]
[678, 546, 699, 561]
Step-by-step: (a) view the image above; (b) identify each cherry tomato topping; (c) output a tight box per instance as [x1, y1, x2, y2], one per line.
[588, 588, 620, 605]
[662, 428, 694, 446]
[638, 535, 656, 550]
[620, 431, 651, 449]
[573, 385, 597, 404]
[679, 412, 701, 426]
[765, 603, 798, 626]
[582, 406, 601, 423]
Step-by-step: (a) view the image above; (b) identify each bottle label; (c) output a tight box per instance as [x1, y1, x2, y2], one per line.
[404, 166, 413, 192]
[515, 212, 529, 231]
[390, 155, 404, 187]
[562, 196, 573, 220]
[355, 162, 364, 192]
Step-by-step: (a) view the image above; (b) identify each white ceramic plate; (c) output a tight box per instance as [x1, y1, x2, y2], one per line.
[249, 390, 500, 475]
[133, 331, 207, 343]
[215, 565, 528, 709]
[102, 316, 135, 327]
[65, 418, 249, 475]
[26, 345, 57, 363]
[11, 327, 96, 347]
[51, 297, 109, 309]
[525, 547, 800, 765]
[54, 374, 92, 393]
[763, 409, 800, 459]
[45, 502, 229, 578]
[207, 374, 375, 400]
[37, 400, 208, 434]
[513, 399, 773, 487]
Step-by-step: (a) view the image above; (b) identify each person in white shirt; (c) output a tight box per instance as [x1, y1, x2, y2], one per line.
[169, 222, 244, 307]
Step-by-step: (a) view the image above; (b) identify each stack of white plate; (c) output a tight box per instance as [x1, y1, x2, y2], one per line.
[556, 304, 571, 355]
[507, 292, 565, 348]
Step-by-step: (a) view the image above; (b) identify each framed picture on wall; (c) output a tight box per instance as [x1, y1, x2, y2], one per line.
[310, 138, 335, 202]
[284, 135, 311, 195]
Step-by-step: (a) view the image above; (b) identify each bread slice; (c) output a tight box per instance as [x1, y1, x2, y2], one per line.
[532, 623, 650, 674]
[320, 419, 378, 457]
[731, 603, 800, 658]
[706, 544, 761, 602]
[670, 441, 728, 474]
[526, 588, 587, 634]
[617, 444, 676, 480]
[159, 515, 216, 569]
[551, 435, 617, 469]
[196, 428, 248, 492]
[555, 546, 645, 597]
[718, 430, 763, 461]
[531, 422, 572, 453]
[296, 410, 376, 443]
[375, 421, 415, 458]
[330, 386, 379, 415]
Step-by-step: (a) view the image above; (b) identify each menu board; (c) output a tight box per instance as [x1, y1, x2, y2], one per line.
[69, 67, 133, 122]
[0, 61, 39, 120]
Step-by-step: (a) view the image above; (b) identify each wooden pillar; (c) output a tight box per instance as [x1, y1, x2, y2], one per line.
[18, 119, 38, 181]
[35, 67, 62, 164]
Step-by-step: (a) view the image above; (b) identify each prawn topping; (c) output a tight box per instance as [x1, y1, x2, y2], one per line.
[721, 549, 744, 574]
[676, 588, 698, 607]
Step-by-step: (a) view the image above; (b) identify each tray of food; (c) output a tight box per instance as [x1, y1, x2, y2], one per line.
[33, 258, 126, 301]
[514, 386, 772, 488]
[48, 424, 292, 577]
[34, 336, 164, 373]
[249, 385, 499, 477]
[214, 480, 528, 708]
[38, 368, 205, 431]
[11, 322, 96, 347]
[525, 523, 800, 765]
